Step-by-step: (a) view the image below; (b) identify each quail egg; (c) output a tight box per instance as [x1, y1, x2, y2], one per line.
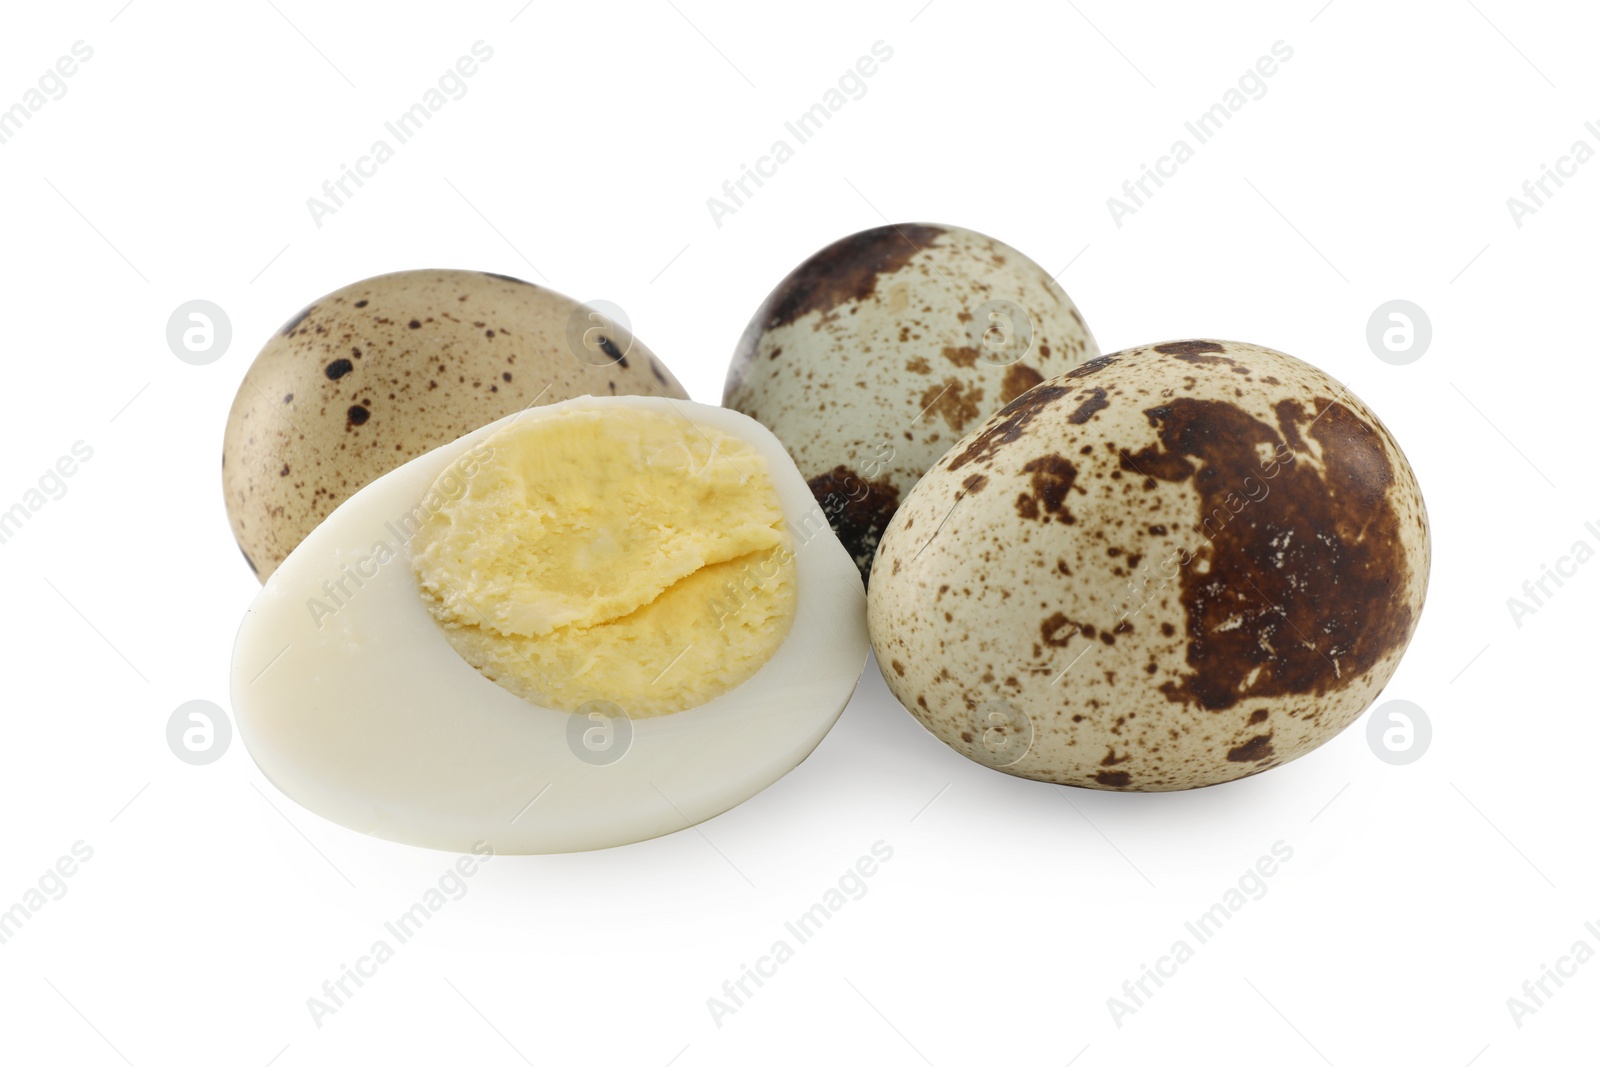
[725, 223, 1098, 582]
[867, 340, 1430, 790]
[223, 269, 688, 582]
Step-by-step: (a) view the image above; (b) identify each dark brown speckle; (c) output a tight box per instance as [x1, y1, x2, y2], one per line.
[1124, 395, 1414, 710]
[947, 382, 1072, 472]
[1001, 363, 1044, 404]
[1227, 734, 1275, 762]
[808, 465, 902, 583]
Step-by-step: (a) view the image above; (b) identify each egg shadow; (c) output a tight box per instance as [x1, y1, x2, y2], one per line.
[386, 651, 1326, 908]
[798, 652, 1336, 859]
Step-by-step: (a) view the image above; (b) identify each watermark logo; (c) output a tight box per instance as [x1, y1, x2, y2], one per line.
[1107, 841, 1294, 1028]
[565, 700, 633, 766]
[1107, 41, 1294, 228]
[967, 299, 1034, 367]
[1506, 520, 1600, 629]
[166, 700, 233, 766]
[564, 299, 634, 367]
[968, 698, 1032, 767]
[166, 300, 232, 365]
[708, 546, 792, 627]
[0, 840, 93, 947]
[1366, 699, 1430, 766]
[1366, 300, 1430, 366]
[1107, 440, 1297, 628]
[305, 42, 494, 229]
[0, 440, 93, 548]
[705, 41, 894, 228]
[707, 841, 895, 1028]
[1506, 920, 1600, 1029]
[0, 41, 93, 148]
[307, 443, 494, 627]
[1506, 121, 1600, 229]
[306, 841, 494, 1028]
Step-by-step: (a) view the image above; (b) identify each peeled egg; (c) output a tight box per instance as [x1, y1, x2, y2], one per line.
[868, 340, 1430, 791]
[223, 269, 689, 582]
[725, 223, 1098, 582]
[231, 395, 867, 854]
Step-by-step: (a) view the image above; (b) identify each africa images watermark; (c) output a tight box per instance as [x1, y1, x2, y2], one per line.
[706, 840, 895, 1028]
[705, 40, 894, 229]
[1504, 517, 1600, 629]
[0, 40, 93, 147]
[1505, 119, 1600, 229]
[809, 440, 896, 521]
[306, 840, 494, 1028]
[708, 441, 895, 629]
[1107, 40, 1294, 228]
[0, 841, 94, 948]
[1108, 436, 1298, 628]
[306, 41, 495, 228]
[0, 441, 94, 548]
[1106, 840, 1295, 1027]
[1505, 918, 1600, 1029]
[305, 442, 493, 628]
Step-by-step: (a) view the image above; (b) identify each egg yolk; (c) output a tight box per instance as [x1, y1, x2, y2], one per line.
[409, 407, 797, 717]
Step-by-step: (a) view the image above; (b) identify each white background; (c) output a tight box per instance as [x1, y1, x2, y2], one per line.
[0, 1, 1594, 1064]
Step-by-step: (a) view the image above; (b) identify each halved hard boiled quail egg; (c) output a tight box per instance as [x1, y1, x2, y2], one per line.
[231, 395, 868, 854]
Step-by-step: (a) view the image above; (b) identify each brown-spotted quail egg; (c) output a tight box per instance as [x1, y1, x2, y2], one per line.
[724, 223, 1098, 583]
[867, 340, 1430, 791]
[223, 269, 688, 582]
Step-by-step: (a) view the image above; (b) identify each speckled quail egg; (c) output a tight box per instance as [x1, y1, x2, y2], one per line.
[232, 395, 867, 854]
[724, 223, 1098, 583]
[223, 269, 688, 582]
[867, 340, 1430, 791]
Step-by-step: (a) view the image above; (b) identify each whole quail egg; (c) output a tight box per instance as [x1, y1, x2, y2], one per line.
[724, 223, 1098, 583]
[232, 395, 867, 854]
[867, 340, 1430, 791]
[223, 269, 688, 582]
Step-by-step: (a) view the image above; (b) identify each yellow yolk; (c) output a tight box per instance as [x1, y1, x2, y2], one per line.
[410, 407, 797, 717]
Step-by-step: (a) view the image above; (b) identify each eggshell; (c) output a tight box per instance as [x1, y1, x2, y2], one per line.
[868, 340, 1430, 791]
[725, 223, 1098, 582]
[223, 269, 688, 581]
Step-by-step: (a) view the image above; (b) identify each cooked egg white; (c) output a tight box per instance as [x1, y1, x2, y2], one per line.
[231, 395, 867, 854]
